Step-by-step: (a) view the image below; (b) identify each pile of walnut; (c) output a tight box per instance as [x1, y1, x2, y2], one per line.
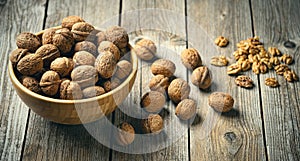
[10, 16, 133, 99]
[213, 36, 299, 88]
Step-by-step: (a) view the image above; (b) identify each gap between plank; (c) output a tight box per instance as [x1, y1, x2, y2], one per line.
[248, 0, 269, 160]
[42, 0, 49, 29]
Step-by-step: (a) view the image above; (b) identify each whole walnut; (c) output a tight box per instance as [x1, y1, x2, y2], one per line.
[9, 49, 31, 67]
[16, 32, 41, 52]
[50, 57, 74, 77]
[105, 26, 129, 49]
[141, 91, 165, 113]
[168, 78, 190, 103]
[71, 65, 98, 88]
[60, 79, 83, 100]
[96, 31, 107, 46]
[17, 54, 43, 76]
[82, 86, 105, 98]
[115, 122, 135, 146]
[208, 92, 234, 112]
[141, 114, 164, 134]
[148, 75, 169, 94]
[42, 28, 56, 45]
[35, 44, 60, 67]
[74, 41, 97, 56]
[73, 51, 95, 66]
[52, 28, 74, 54]
[133, 38, 157, 61]
[191, 66, 212, 90]
[39, 71, 61, 96]
[114, 60, 132, 80]
[181, 48, 202, 70]
[20, 76, 42, 94]
[151, 59, 176, 77]
[71, 22, 95, 42]
[95, 51, 117, 79]
[62, 15, 85, 29]
[98, 41, 121, 61]
[175, 99, 197, 120]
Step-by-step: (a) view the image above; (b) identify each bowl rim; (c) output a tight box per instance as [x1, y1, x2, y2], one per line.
[8, 27, 138, 104]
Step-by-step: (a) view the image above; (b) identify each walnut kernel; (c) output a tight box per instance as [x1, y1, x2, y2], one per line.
[235, 75, 253, 88]
[214, 36, 229, 47]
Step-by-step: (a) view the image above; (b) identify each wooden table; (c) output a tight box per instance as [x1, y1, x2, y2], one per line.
[1, 0, 299, 160]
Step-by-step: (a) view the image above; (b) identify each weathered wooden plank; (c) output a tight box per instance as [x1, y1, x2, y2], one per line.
[21, 0, 120, 160]
[0, 0, 46, 160]
[111, 0, 189, 160]
[251, 0, 300, 160]
[187, 0, 266, 160]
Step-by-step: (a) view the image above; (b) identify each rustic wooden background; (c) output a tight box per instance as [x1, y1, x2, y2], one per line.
[0, 0, 299, 160]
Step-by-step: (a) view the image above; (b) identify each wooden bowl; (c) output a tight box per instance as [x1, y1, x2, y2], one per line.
[8, 27, 138, 125]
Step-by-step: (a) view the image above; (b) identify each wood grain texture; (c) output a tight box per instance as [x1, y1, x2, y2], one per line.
[111, 0, 189, 160]
[251, 0, 300, 160]
[187, 0, 266, 160]
[0, 0, 46, 160]
[21, 0, 120, 160]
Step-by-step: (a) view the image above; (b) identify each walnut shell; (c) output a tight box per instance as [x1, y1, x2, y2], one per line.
[168, 78, 190, 103]
[16, 32, 41, 52]
[73, 51, 95, 66]
[17, 54, 43, 76]
[52, 28, 74, 54]
[62, 15, 85, 29]
[20, 76, 42, 94]
[60, 79, 83, 100]
[39, 71, 61, 96]
[105, 26, 129, 49]
[141, 91, 165, 113]
[141, 114, 164, 134]
[35, 44, 60, 67]
[98, 41, 121, 61]
[175, 99, 197, 120]
[71, 65, 98, 88]
[101, 78, 121, 92]
[133, 38, 156, 61]
[74, 41, 97, 56]
[208, 92, 234, 112]
[191, 66, 212, 90]
[181, 48, 202, 70]
[151, 59, 176, 77]
[9, 49, 31, 67]
[148, 74, 169, 95]
[96, 31, 107, 46]
[82, 86, 105, 98]
[42, 28, 56, 45]
[114, 60, 132, 80]
[95, 51, 117, 79]
[50, 57, 74, 77]
[115, 122, 135, 146]
[71, 22, 95, 42]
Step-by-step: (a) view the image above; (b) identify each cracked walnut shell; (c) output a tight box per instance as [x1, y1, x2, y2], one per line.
[141, 91, 166, 113]
[151, 59, 176, 77]
[16, 32, 41, 52]
[60, 79, 83, 100]
[208, 92, 234, 113]
[148, 74, 169, 94]
[168, 78, 190, 104]
[175, 99, 197, 120]
[95, 51, 117, 79]
[181, 48, 202, 70]
[39, 71, 61, 96]
[141, 114, 164, 134]
[191, 66, 212, 90]
[235, 75, 253, 88]
[134, 38, 157, 61]
[115, 122, 135, 146]
[17, 54, 43, 76]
